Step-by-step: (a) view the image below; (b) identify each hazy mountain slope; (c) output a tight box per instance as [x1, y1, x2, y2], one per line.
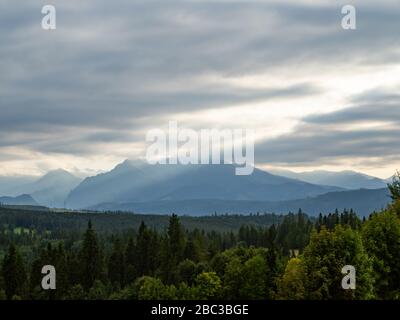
[21, 170, 82, 208]
[0, 194, 39, 206]
[90, 188, 390, 217]
[270, 169, 387, 190]
[0, 175, 37, 196]
[0, 170, 82, 207]
[66, 160, 342, 209]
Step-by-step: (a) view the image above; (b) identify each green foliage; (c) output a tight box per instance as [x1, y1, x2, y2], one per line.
[1, 243, 27, 299]
[241, 255, 268, 299]
[135, 222, 159, 277]
[177, 259, 197, 285]
[79, 220, 102, 290]
[277, 258, 306, 300]
[0, 203, 398, 300]
[108, 238, 125, 287]
[221, 247, 271, 299]
[88, 280, 109, 300]
[302, 226, 374, 299]
[276, 211, 313, 253]
[194, 272, 222, 300]
[362, 209, 400, 299]
[134, 276, 176, 300]
[315, 209, 362, 231]
[388, 171, 400, 201]
[65, 284, 86, 300]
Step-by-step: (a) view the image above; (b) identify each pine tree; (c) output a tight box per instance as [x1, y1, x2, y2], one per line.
[80, 220, 102, 290]
[135, 222, 158, 276]
[2, 243, 27, 299]
[108, 238, 125, 287]
[125, 236, 137, 284]
[183, 239, 200, 262]
[54, 243, 70, 298]
[168, 214, 185, 263]
[162, 214, 186, 283]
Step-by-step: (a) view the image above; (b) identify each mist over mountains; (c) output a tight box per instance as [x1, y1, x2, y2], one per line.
[0, 169, 81, 208]
[0, 160, 392, 217]
[269, 169, 388, 190]
[89, 187, 390, 217]
[0, 194, 38, 206]
[65, 160, 342, 209]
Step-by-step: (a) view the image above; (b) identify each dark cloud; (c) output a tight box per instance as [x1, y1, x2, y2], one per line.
[0, 0, 399, 163]
[304, 104, 400, 126]
[256, 91, 400, 166]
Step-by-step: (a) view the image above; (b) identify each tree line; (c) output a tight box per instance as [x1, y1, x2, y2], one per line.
[0, 176, 399, 300]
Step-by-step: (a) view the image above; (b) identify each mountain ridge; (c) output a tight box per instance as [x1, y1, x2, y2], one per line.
[268, 169, 388, 190]
[0, 169, 82, 208]
[0, 194, 39, 206]
[89, 187, 391, 217]
[66, 161, 343, 209]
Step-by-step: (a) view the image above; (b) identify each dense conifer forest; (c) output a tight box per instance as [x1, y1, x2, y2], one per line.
[0, 177, 399, 300]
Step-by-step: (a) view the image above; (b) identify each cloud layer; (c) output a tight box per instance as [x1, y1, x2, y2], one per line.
[0, 0, 399, 176]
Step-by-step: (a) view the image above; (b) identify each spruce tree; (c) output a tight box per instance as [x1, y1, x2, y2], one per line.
[80, 220, 102, 290]
[2, 243, 27, 299]
[168, 214, 185, 264]
[135, 222, 155, 276]
[162, 214, 185, 283]
[125, 236, 137, 284]
[108, 238, 125, 287]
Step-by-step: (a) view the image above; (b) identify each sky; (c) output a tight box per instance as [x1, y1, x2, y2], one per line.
[0, 0, 399, 178]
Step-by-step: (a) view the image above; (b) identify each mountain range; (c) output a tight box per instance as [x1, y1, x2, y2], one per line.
[0, 194, 38, 206]
[65, 160, 343, 209]
[0, 160, 393, 216]
[269, 169, 388, 190]
[0, 169, 81, 208]
[89, 187, 390, 217]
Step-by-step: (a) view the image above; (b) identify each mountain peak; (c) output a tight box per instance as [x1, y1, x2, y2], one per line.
[66, 161, 342, 209]
[44, 169, 75, 177]
[0, 194, 39, 206]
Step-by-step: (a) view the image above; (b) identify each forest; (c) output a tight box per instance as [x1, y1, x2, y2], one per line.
[0, 176, 399, 300]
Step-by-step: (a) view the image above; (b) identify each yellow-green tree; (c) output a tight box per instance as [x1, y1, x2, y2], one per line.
[277, 257, 306, 300]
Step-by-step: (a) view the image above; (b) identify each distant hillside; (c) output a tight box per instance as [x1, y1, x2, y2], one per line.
[0, 170, 82, 208]
[270, 169, 387, 190]
[0, 206, 284, 234]
[90, 187, 391, 217]
[0, 175, 37, 196]
[66, 160, 342, 209]
[0, 194, 39, 206]
[26, 169, 82, 208]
